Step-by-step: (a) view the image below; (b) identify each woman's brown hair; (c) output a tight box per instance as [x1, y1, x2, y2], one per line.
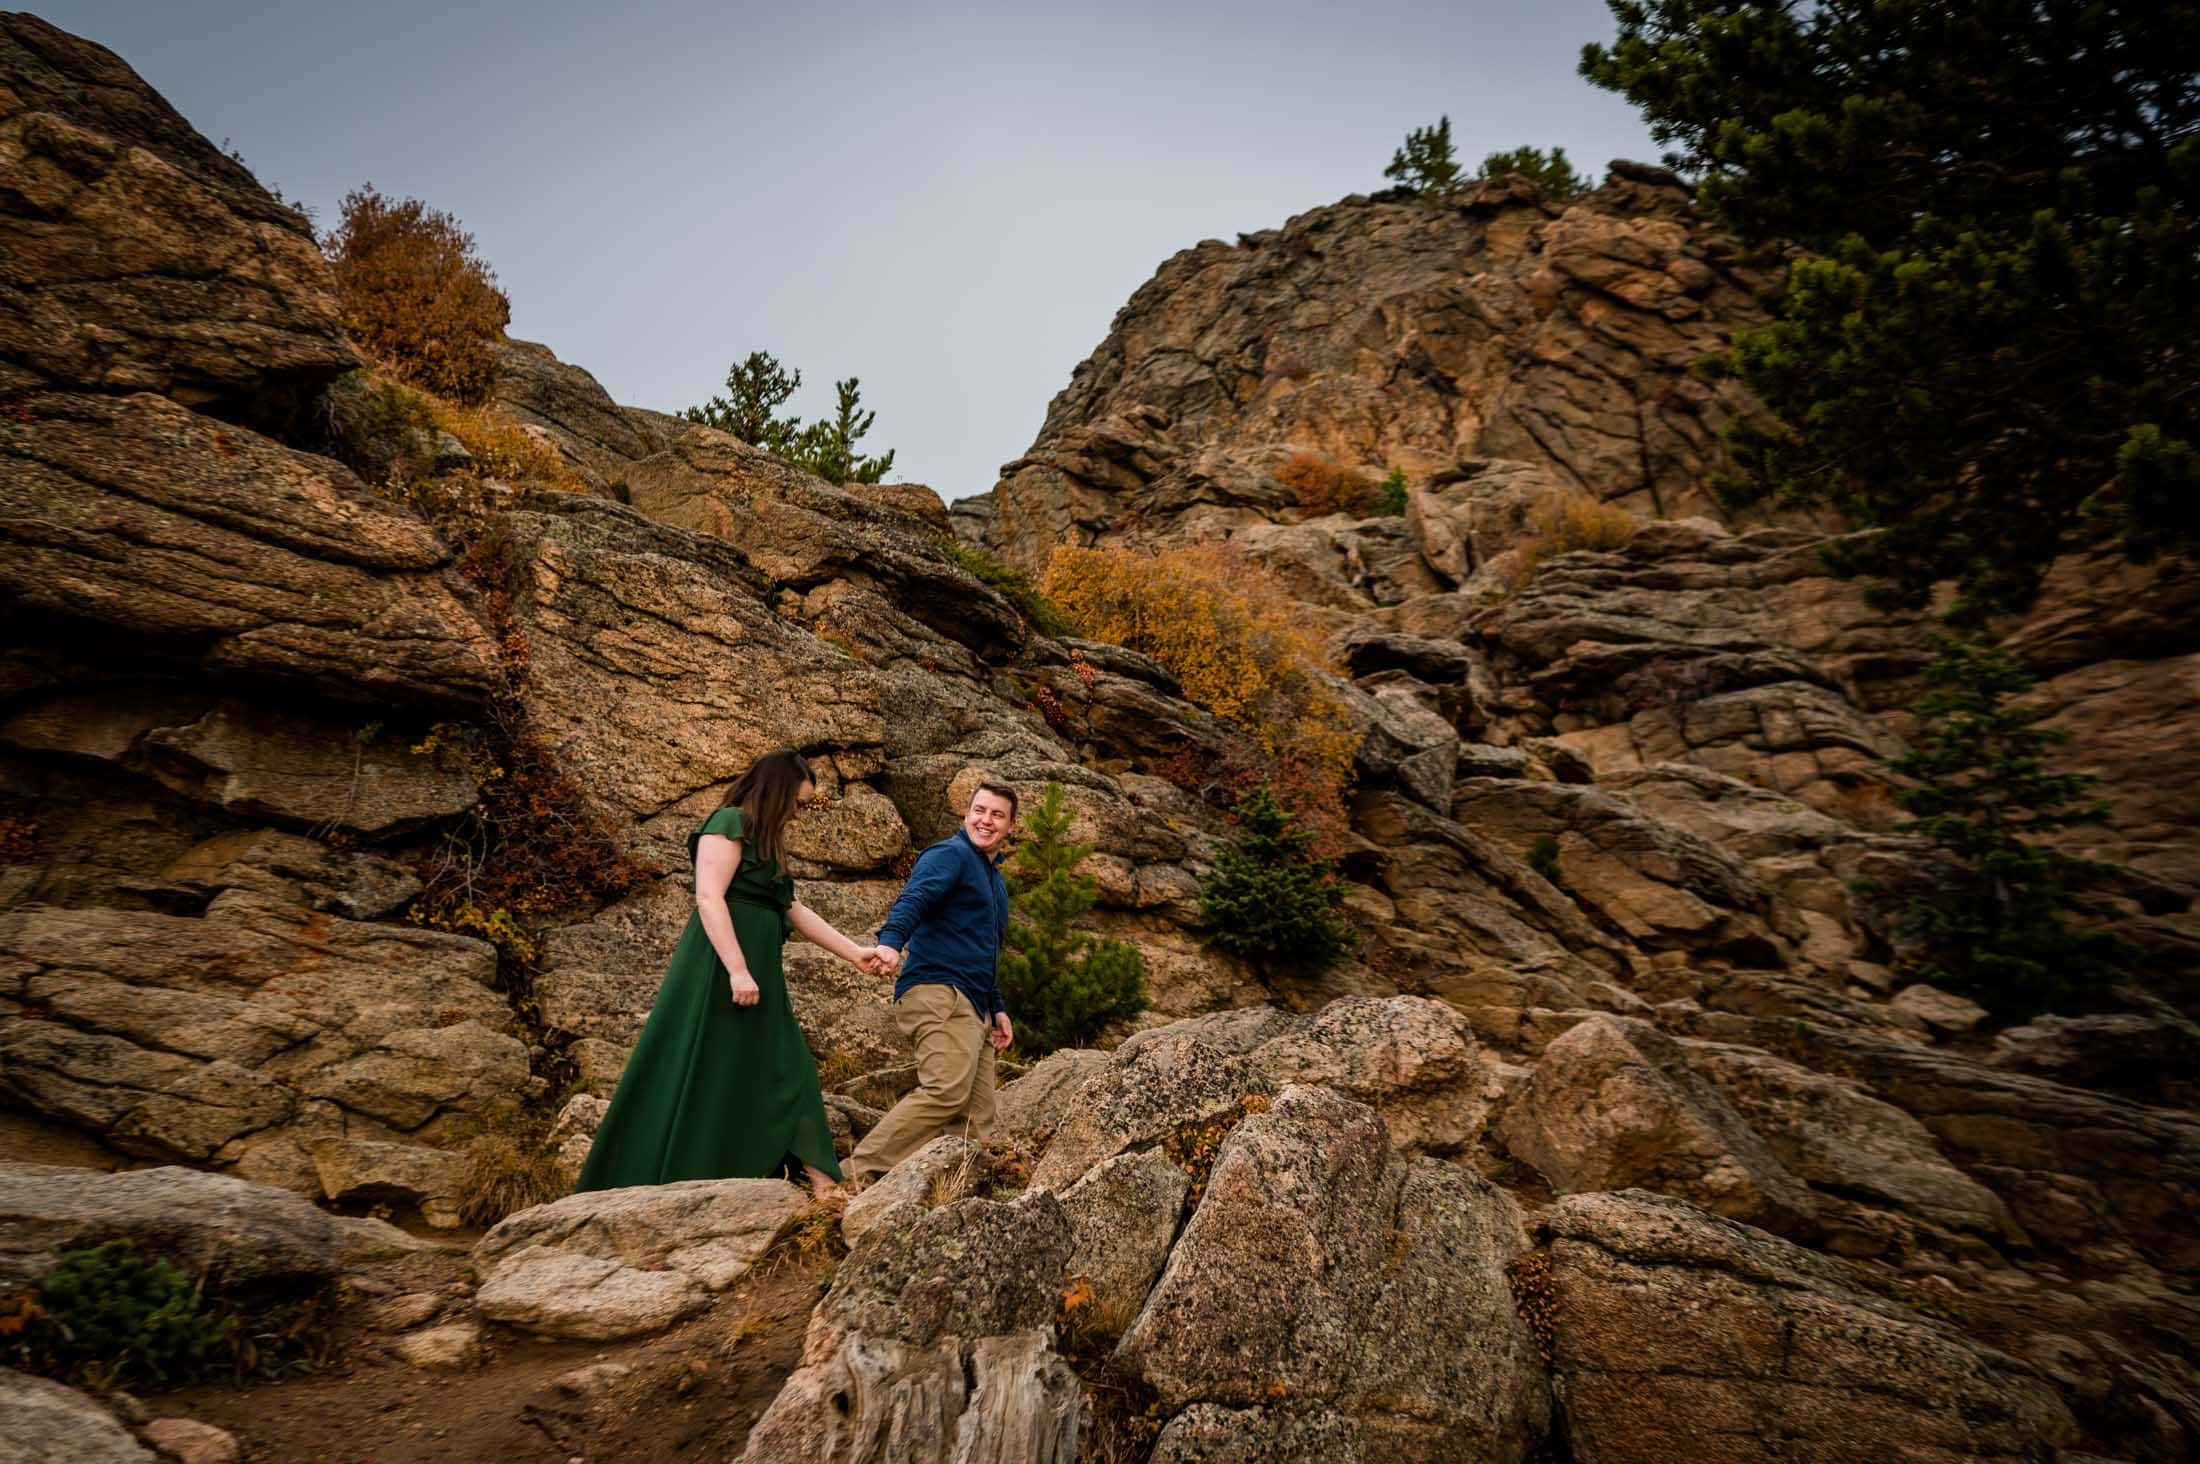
[718, 750, 813, 868]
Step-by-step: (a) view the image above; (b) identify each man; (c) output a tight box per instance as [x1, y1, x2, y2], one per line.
[843, 780, 1018, 1184]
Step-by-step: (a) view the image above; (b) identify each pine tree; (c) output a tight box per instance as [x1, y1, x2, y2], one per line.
[684, 350, 806, 456]
[1479, 145, 1589, 199]
[997, 782, 1147, 1052]
[1385, 115, 1463, 195]
[798, 376, 897, 484]
[1865, 637, 2131, 1018]
[1202, 784, 1356, 975]
[1582, 0, 2200, 621]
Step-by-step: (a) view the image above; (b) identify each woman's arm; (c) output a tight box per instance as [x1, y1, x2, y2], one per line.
[787, 901, 876, 966]
[695, 833, 761, 1006]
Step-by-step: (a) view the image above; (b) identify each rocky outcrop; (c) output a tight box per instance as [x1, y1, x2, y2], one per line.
[0, 1162, 339, 1289]
[0, 1368, 156, 1463]
[983, 169, 1775, 569]
[1537, 1190, 2076, 1461]
[0, 14, 359, 413]
[1027, 1034, 1272, 1192]
[1118, 1086, 1550, 1461]
[0, 393, 500, 706]
[739, 1194, 1083, 1464]
[473, 1179, 810, 1340]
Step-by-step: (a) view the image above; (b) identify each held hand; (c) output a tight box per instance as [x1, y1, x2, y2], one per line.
[728, 970, 761, 1007]
[991, 1013, 1013, 1051]
[870, 946, 902, 977]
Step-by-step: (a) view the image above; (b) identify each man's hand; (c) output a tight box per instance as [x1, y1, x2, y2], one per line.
[991, 1012, 1013, 1051]
[872, 946, 901, 977]
[728, 970, 761, 1007]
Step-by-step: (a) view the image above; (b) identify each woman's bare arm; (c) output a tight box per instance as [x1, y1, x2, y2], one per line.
[695, 833, 760, 1004]
[787, 900, 876, 966]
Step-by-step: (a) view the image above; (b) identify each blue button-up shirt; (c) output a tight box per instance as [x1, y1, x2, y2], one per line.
[877, 829, 1010, 1020]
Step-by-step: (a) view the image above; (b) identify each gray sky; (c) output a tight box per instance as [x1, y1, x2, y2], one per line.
[42, 1, 1658, 503]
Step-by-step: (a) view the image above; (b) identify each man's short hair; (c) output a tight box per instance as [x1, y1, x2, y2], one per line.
[972, 779, 1019, 819]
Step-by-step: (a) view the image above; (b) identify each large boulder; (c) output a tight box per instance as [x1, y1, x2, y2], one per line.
[0, 14, 359, 409]
[0, 892, 523, 1182]
[0, 1163, 339, 1290]
[739, 1194, 1083, 1464]
[0, 394, 500, 705]
[1498, 1015, 1818, 1236]
[1537, 1190, 2076, 1462]
[0, 1368, 156, 1463]
[1057, 1147, 1190, 1324]
[1117, 1085, 1550, 1461]
[1028, 1034, 1272, 1193]
[473, 1179, 810, 1340]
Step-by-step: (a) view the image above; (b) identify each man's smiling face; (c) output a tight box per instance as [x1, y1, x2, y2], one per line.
[964, 788, 1015, 852]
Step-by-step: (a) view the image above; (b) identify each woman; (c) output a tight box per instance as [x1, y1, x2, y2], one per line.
[574, 750, 877, 1198]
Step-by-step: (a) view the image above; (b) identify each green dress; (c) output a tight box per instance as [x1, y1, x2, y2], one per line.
[573, 807, 842, 1191]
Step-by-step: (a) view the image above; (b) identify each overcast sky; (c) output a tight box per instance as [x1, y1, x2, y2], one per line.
[42, 1, 1658, 503]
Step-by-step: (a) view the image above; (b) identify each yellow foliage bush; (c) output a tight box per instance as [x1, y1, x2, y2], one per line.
[424, 397, 580, 489]
[1043, 543, 1360, 814]
[325, 186, 510, 404]
[1275, 450, 1365, 516]
[1509, 491, 1641, 586]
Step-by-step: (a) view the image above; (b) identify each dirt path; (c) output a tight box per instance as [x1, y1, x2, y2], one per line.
[149, 1254, 826, 1463]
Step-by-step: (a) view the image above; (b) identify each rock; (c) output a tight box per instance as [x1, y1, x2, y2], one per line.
[1987, 1010, 2200, 1108]
[1450, 776, 1790, 962]
[983, 175, 1768, 572]
[992, 1048, 1110, 1149]
[1498, 1015, 1818, 1236]
[1116, 1086, 1549, 1460]
[553, 1360, 636, 1396]
[1407, 458, 1577, 583]
[1537, 1190, 2077, 1461]
[0, 393, 498, 705]
[474, 497, 892, 846]
[1028, 1034, 1272, 1192]
[1245, 995, 1494, 1156]
[1679, 1041, 2019, 1253]
[140, 1418, 240, 1464]
[473, 1179, 809, 1340]
[0, 892, 521, 1170]
[329, 1215, 438, 1266]
[1889, 983, 1990, 1038]
[392, 1320, 483, 1371]
[491, 338, 667, 484]
[547, 1092, 609, 1179]
[364, 1292, 442, 1331]
[0, 1368, 156, 1463]
[0, 1163, 338, 1290]
[134, 702, 479, 834]
[143, 828, 423, 921]
[1058, 1148, 1190, 1322]
[1149, 1404, 1364, 1463]
[310, 1138, 465, 1228]
[839, 1135, 982, 1250]
[0, 14, 358, 409]
[739, 1194, 1082, 1464]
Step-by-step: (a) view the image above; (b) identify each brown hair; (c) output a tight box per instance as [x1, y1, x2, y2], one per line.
[972, 779, 1019, 819]
[719, 750, 813, 867]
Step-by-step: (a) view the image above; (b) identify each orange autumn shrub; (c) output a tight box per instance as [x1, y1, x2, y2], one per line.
[325, 186, 510, 404]
[1044, 542, 1361, 823]
[1274, 449, 1366, 517]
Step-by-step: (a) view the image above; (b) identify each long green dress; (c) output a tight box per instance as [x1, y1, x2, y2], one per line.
[573, 806, 842, 1191]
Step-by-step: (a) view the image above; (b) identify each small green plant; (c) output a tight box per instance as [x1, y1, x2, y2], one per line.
[1525, 834, 1562, 884]
[1201, 785, 1356, 975]
[11, 1242, 234, 1390]
[1371, 466, 1409, 517]
[685, 349, 897, 483]
[1859, 635, 2133, 1018]
[1385, 115, 1462, 194]
[1479, 145, 1589, 199]
[998, 782, 1149, 1052]
[941, 539, 1075, 638]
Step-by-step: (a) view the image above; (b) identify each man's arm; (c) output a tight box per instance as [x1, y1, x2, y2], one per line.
[876, 843, 956, 955]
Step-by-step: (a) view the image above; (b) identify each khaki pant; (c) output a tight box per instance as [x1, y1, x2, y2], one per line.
[845, 982, 997, 1181]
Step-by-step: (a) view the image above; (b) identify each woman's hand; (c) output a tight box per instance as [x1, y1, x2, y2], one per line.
[728, 969, 761, 1007]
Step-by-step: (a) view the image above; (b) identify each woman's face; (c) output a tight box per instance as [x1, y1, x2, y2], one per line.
[795, 779, 818, 812]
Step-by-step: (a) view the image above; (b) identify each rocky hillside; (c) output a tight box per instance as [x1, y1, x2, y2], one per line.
[1, 13, 2196, 1463]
